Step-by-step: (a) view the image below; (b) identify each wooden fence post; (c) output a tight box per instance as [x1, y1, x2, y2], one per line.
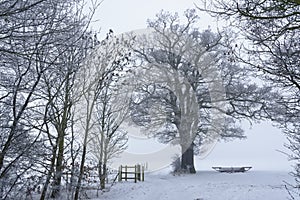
[134, 165, 137, 183]
[142, 165, 144, 181]
[125, 165, 127, 181]
[135, 165, 138, 182]
[118, 165, 122, 182]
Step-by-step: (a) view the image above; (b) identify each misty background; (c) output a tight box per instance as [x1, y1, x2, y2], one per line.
[93, 0, 290, 172]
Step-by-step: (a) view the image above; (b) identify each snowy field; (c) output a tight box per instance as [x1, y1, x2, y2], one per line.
[88, 123, 294, 200]
[94, 169, 293, 200]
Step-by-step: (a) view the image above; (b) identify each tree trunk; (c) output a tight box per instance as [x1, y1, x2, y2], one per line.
[74, 147, 85, 200]
[181, 143, 196, 173]
[40, 143, 57, 200]
[74, 139, 88, 200]
[50, 132, 65, 198]
[100, 163, 107, 190]
[50, 79, 70, 198]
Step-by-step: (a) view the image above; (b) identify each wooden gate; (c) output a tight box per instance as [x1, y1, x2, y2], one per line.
[118, 165, 144, 183]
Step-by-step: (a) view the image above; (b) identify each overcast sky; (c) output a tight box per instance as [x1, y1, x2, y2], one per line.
[92, 0, 291, 171]
[93, 0, 214, 36]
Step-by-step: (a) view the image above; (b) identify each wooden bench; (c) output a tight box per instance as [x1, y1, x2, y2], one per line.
[212, 166, 252, 173]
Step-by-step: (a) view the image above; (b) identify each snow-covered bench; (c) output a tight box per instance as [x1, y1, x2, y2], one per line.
[212, 166, 252, 173]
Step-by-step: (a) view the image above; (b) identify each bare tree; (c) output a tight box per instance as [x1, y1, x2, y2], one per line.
[130, 9, 270, 173]
[198, 0, 300, 197]
[39, 30, 97, 199]
[89, 75, 129, 190]
[0, 0, 99, 199]
[73, 31, 133, 199]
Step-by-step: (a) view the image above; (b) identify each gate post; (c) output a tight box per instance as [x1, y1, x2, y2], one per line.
[118, 165, 122, 182]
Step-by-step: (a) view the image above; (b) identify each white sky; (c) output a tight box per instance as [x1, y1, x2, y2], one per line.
[92, 0, 291, 171]
[92, 0, 214, 37]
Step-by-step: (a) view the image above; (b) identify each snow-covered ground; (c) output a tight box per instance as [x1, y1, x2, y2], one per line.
[93, 169, 293, 200]
[87, 122, 294, 200]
